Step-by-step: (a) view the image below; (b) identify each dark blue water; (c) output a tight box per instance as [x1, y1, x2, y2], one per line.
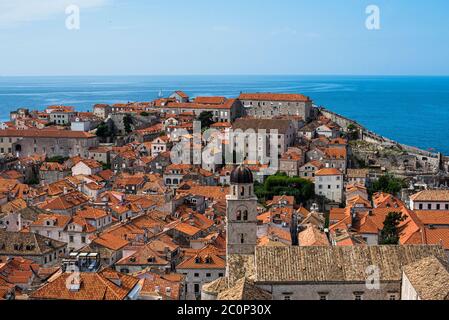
[0, 75, 448, 154]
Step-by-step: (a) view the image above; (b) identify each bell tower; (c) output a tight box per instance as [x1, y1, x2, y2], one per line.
[226, 165, 258, 256]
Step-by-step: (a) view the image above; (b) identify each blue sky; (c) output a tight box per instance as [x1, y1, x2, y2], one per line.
[1, 0, 449, 76]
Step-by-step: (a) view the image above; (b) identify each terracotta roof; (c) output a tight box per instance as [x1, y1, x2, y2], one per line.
[30, 269, 139, 300]
[415, 211, 449, 225]
[31, 214, 71, 228]
[372, 192, 404, 209]
[0, 129, 95, 139]
[410, 190, 449, 202]
[177, 246, 226, 270]
[324, 147, 347, 160]
[77, 159, 102, 169]
[254, 245, 445, 283]
[315, 168, 343, 176]
[298, 224, 330, 246]
[139, 272, 183, 300]
[40, 162, 67, 172]
[92, 233, 129, 251]
[402, 256, 449, 300]
[76, 207, 109, 220]
[424, 228, 449, 250]
[238, 93, 311, 102]
[173, 91, 189, 98]
[98, 170, 114, 181]
[217, 278, 271, 300]
[0, 230, 66, 256]
[194, 96, 227, 105]
[40, 191, 89, 211]
[174, 223, 202, 237]
[116, 244, 169, 266]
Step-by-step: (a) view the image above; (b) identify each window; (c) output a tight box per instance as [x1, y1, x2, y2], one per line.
[354, 292, 364, 300]
[319, 294, 328, 301]
[236, 211, 242, 221]
[419, 203, 423, 210]
[428, 204, 432, 210]
[240, 234, 245, 244]
[69, 235, 74, 243]
[219, 273, 224, 277]
[437, 204, 441, 210]
[243, 210, 248, 221]
[81, 236, 86, 243]
[389, 294, 397, 301]
[194, 273, 199, 277]
[206, 273, 211, 278]
[194, 284, 200, 293]
[284, 296, 291, 301]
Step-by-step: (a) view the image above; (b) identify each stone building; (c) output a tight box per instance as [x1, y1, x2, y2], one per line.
[0, 129, 98, 158]
[409, 190, 449, 211]
[253, 245, 445, 300]
[158, 98, 242, 123]
[226, 166, 258, 256]
[314, 168, 344, 203]
[203, 244, 446, 301]
[199, 164, 449, 301]
[177, 246, 226, 300]
[232, 118, 297, 162]
[0, 230, 67, 267]
[238, 93, 313, 121]
[93, 104, 112, 119]
[47, 106, 76, 125]
[401, 255, 449, 300]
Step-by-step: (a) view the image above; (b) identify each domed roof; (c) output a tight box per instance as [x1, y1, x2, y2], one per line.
[230, 165, 253, 184]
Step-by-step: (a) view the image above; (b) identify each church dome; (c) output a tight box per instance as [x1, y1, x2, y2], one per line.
[230, 165, 253, 184]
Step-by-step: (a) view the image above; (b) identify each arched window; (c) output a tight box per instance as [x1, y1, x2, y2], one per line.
[173, 179, 179, 185]
[236, 210, 242, 221]
[240, 186, 245, 197]
[243, 210, 248, 221]
[166, 178, 172, 185]
[240, 234, 245, 244]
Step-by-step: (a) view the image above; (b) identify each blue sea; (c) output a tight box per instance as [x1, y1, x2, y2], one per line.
[0, 75, 448, 154]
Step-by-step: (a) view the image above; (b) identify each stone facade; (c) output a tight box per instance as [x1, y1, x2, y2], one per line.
[239, 93, 313, 121]
[226, 177, 258, 256]
[0, 130, 98, 158]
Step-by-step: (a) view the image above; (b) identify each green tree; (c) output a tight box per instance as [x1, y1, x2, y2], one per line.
[96, 123, 109, 138]
[254, 173, 315, 204]
[123, 114, 133, 134]
[198, 111, 214, 129]
[379, 212, 406, 245]
[45, 156, 68, 164]
[346, 123, 359, 140]
[140, 111, 150, 117]
[368, 174, 406, 196]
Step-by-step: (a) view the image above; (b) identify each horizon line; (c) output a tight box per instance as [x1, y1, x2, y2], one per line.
[2, 73, 449, 78]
